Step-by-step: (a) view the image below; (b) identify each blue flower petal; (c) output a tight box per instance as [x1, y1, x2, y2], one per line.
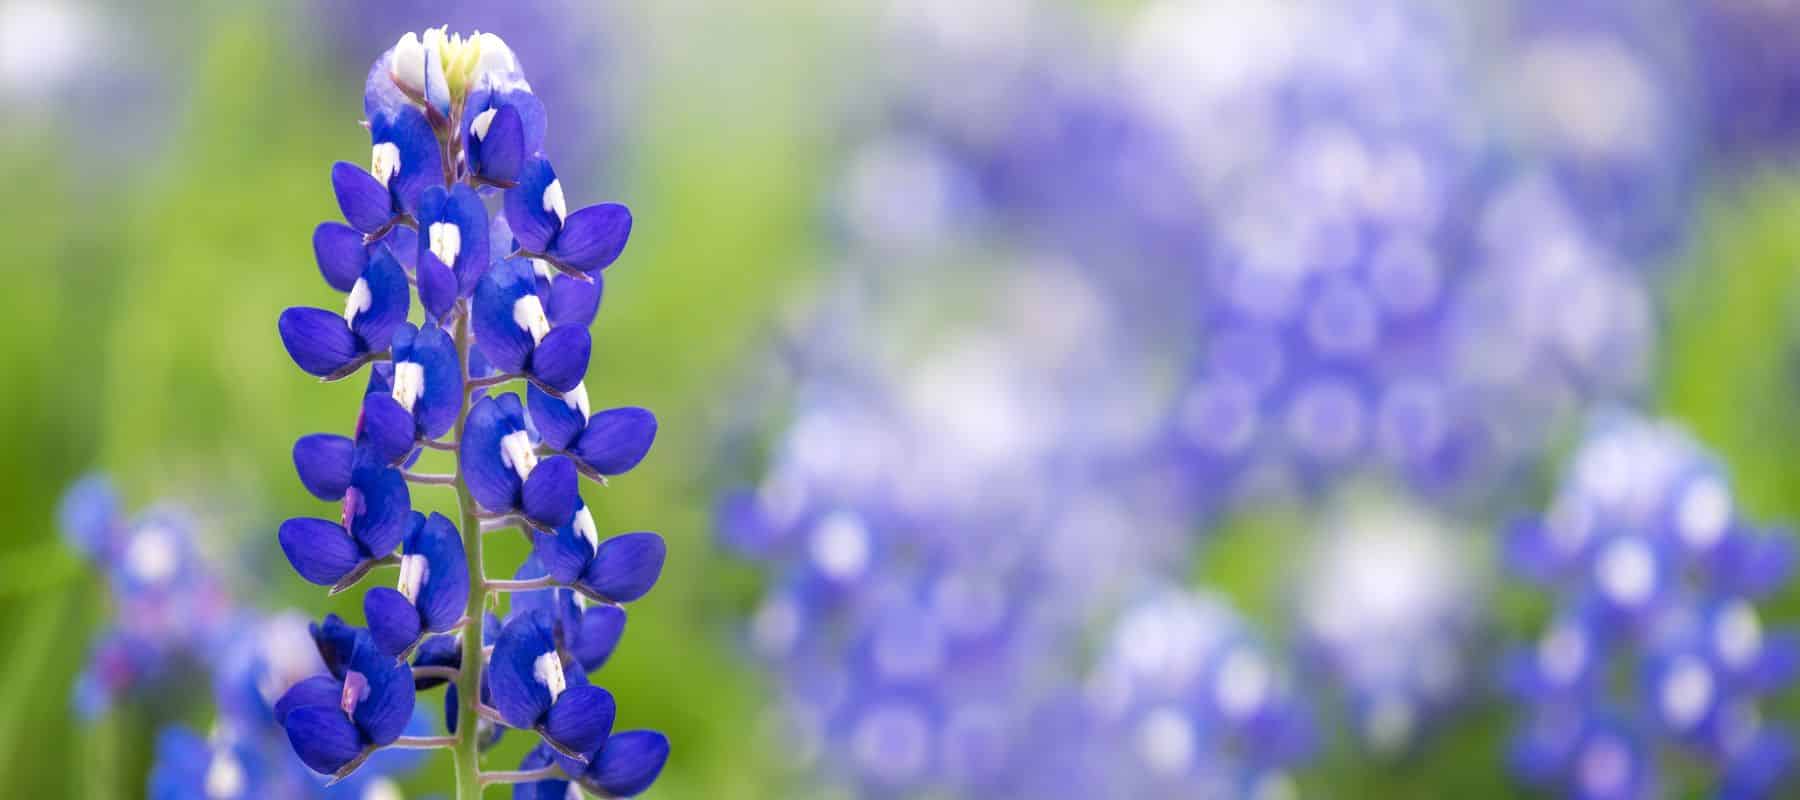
[543, 685, 616, 757]
[527, 383, 587, 452]
[486, 609, 559, 729]
[572, 605, 627, 673]
[57, 475, 117, 557]
[522, 456, 579, 529]
[357, 393, 417, 466]
[443, 184, 492, 293]
[504, 158, 562, 253]
[586, 730, 671, 797]
[349, 632, 416, 746]
[313, 222, 369, 293]
[311, 614, 360, 679]
[375, 106, 442, 216]
[530, 326, 590, 393]
[533, 515, 595, 585]
[274, 674, 344, 723]
[347, 462, 411, 558]
[332, 162, 394, 234]
[294, 434, 355, 501]
[582, 533, 666, 604]
[279, 307, 361, 378]
[364, 586, 422, 658]
[459, 394, 526, 514]
[283, 705, 366, 775]
[351, 247, 411, 352]
[417, 257, 458, 321]
[413, 512, 470, 632]
[406, 323, 463, 440]
[279, 518, 361, 586]
[573, 408, 658, 476]
[546, 273, 603, 329]
[471, 258, 537, 375]
[466, 71, 545, 163]
[470, 103, 526, 185]
[550, 203, 632, 273]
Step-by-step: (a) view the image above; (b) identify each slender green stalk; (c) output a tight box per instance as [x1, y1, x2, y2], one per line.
[451, 306, 485, 800]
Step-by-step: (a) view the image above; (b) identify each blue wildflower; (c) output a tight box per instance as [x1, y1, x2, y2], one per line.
[270, 26, 669, 795]
[276, 627, 416, 778]
[363, 513, 470, 658]
[485, 608, 617, 759]
[1503, 413, 1800, 797]
[503, 157, 632, 278]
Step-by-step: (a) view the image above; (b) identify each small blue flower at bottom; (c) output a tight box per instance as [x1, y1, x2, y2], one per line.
[363, 512, 469, 658]
[486, 608, 618, 759]
[471, 257, 593, 393]
[512, 731, 671, 799]
[460, 393, 581, 528]
[275, 627, 416, 777]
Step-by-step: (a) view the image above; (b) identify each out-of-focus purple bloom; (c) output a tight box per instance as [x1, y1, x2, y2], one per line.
[1690, 0, 1800, 163]
[1294, 497, 1484, 755]
[59, 477, 233, 720]
[1502, 412, 1799, 797]
[1074, 587, 1315, 798]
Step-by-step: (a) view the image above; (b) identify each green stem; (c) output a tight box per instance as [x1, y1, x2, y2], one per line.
[451, 304, 486, 799]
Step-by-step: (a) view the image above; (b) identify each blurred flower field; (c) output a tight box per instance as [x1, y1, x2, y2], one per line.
[4, 1, 1800, 798]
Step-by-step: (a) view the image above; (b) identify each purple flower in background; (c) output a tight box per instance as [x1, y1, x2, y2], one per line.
[1690, 0, 1800, 164]
[270, 26, 668, 795]
[59, 477, 233, 720]
[1502, 413, 1799, 797]
[1075, 587, 1315, 798]
[1294, 497, 1485, 755]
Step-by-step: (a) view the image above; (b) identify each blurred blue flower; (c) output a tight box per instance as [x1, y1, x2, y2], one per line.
[1074, 586, 1315, 798]
[1293, 496, 1485, 755]
[1502, 413, 1799, 797]
[59, 477, 233, 720]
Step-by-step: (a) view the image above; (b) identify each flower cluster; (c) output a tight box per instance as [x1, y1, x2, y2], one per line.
[274, 28, 667, 797]
[59, 476, 427, 798]
[1502, 413, 1797, 797]
[717, 242, 1180, 796]
[59, 475, 233, 719]
[1116, 0, 1658, 504]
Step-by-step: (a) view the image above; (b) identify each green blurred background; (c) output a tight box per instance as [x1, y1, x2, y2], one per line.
[2, 1, 1799, 797]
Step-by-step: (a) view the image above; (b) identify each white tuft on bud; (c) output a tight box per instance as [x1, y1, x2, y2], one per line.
[563, 382, 591, 417]
[543, 179, 567, 223]
[390, 32, 426, 95]
[471, 108, 499, 141]
[500, 430, 539, 481]
[512, 294, 551, 344]
[428, 221, 462, 267]
[397, 553, 430, 604]
[344, 278, 373, 326]
[371, 142, 401, 188]
[533, 650, 567, 702]
[391, 360, 425, 412]
[572, 506, 600, 551]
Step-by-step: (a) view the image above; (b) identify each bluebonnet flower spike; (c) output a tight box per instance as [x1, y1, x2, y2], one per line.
[274, 26, 668, 795]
